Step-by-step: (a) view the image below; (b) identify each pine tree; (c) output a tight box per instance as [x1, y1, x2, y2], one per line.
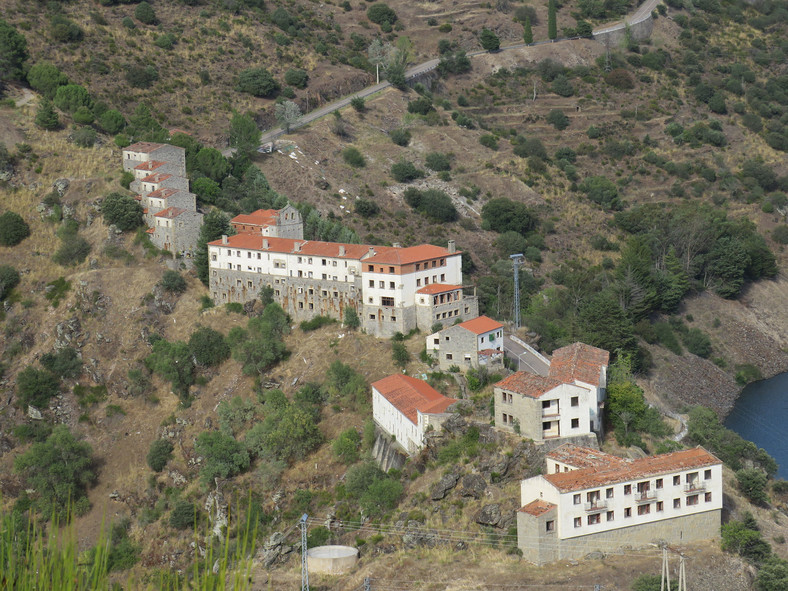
[548, 0, 557, 40]
[523, 17, 533, 44]
[35, 98, 59, 130]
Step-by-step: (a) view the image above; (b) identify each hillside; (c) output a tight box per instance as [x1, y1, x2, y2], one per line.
[1, 0, 788, 588]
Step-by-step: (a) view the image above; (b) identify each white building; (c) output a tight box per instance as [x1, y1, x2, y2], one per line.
[371, 374, 457, 455]
[517, 444, 723, 564]
[425, 315, 504, 371]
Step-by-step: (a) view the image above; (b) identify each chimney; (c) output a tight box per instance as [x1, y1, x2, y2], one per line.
[368, 247, 375, 257]
[221, 235, 228, 245]
[393, 242, 401, 248]
[263, 239, 269, 249]
[339, 245, 346, 256]
[294, 242, 302, 253]
[448, 240, 456, 254]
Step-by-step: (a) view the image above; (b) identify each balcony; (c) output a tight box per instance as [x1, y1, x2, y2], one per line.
[684, 482, 706, 494]
[584, 501, 607, 513]
[541, 410, 560, 418]
[635, 491, 657, 503]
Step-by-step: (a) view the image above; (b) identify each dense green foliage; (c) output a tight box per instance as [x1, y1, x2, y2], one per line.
[147, 439, 174, 472]
[196, 210, 232, 285]
[27, 63, 69, 99]
[53, 219, 91, 266]
[342, 146, 366, 168]
[0, 264, 20, 300]
[0, 211, 30, 246]
[16, 367, 60, 408]
[160, 270, 187, 294]
[366, 3, 397, 26]
[737, 468, 769, 505]
[40, 347, 82, 379]
[188, 326, 230, 367]
[228, 304, 290, 376]
[145, 339, 195, 401]
[236, 67, 280, 97]
[403, 187, 458, 222]
[479, 29, 500, 51]
[391, 160, 425, 183]
[722, 513, 772, 564]
[344, 462, 403, 516]
[333, 428, 361, 464]
[0, 18, 28, 84]
[101, 192, 144, 231]
[195, 431, 250, 483]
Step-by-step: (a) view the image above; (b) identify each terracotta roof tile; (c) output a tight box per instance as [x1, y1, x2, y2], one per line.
[416, 283, 462, 295]
[546, 445, 627, 470]
[494, 372, 565, 399]
[478, 348, 503, 356]
[154, 207, 186, 219]
[140, 173, 172, 183]
[364, 244, 457, 265]
[544, 447, 721, 492]
[457, 315, 503, 335]
[125, 142, 165, 154]
[372, 374, 457, 425]
[134, 160, 167, 171]
[519, 499, 556, 516]
[549, 343, 610, 387]
[147, 188, 179, 199]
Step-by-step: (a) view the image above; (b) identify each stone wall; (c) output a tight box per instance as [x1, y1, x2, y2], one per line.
[592, 13, 654, 47]
[518, 509, 720, 564]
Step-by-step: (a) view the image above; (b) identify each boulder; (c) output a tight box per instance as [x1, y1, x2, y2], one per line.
[27, 405, 43, 420]
[55, 317, 83, 349]
[460, 473, 487, 499]
[53, 178, 70, 197]
[431, 471, 461, 500]
[475, 504, 502, 527]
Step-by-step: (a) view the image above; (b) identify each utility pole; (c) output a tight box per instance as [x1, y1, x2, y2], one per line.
[364, 577, 371, 591]
[661, 546, 671, 591]
[604, 36, 612, 72]
[300, 514, 309, 591]
[510, 254, 524, 329]
[677, 554, 687, 591]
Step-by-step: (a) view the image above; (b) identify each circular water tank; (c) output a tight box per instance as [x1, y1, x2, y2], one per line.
[306, 545, 359, 575]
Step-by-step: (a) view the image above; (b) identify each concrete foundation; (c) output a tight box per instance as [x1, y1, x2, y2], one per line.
[307, 546, 358, 574]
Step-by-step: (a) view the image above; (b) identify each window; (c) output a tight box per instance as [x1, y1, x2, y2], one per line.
[573, 494, 581, 505]
[247, 281, 252, 288]
[686, 472, 699, 484]
[322, 274, 327, 280]
[574, 517, 582, 528]
[381, 297, 394, 307]
[432, 260, 437, 268]
[416, 264, 420, 270]
[606, 488, 614, 499]
[369, 280, 374, 288]
[571, 396, 579, 407]
[247, 252, 252, 258]
[298, 257, 302, 263]
[298, 302, 304, 309]
[332, 261, 337, 266]
[704, 469, 712, 480]
[391, 316, 396, 322]
[624, 485, 632, 495]
[445, 353, 453, 360]
[416, 279, 421, 287]
[546, 520, 554, 532]
[673, 475, 680, 486]
[656, 478, 663, 489]
[687, 494, 699, 506]
[308, 258, 313, 264]
[571, 418, 579, 429]
[588, 514, 600, 525]
[542, 400, 551, 409]
[673, 498, 681, 509]
[322, 259, 326, 266]
[705, 492, 712, 503]
[389, 282, 395, 289]
[656, 501, 664, 512]
[368, 265, 374, 272]
[607, 511, 614, 522]
[554, 463, 560, 472]
[389, 266, 394, 273]
[211, 254, 217, 261]
[369, 314, 375, 320]
[638, 504, 650, 516]
[440, 274, 445, 281]
[624, 508, 632, 518]
[379, 281, 385, 288]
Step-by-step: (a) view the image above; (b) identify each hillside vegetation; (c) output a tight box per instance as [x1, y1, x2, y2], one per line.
[1, 0, 788, 587]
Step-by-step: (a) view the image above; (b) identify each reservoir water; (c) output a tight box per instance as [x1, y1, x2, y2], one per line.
[723, 372, 788, 479]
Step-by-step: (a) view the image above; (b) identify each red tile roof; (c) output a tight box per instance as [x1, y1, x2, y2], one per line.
[147, 188, 179, 199]
[231, 209, 279, 227]
[417, 284, 462, 295]
[364, 244, 457, 265]
[208, 234, 409, 262]
[546, 445, 627, 470]
[457, 315, 503, 335]
[478, 348, 503, 356]
[519, 499, 556, 516]
[494, 372, 565, 399]
[134, 160, 167, 171]
[141, 173, 172, 183]
[372, 374, 457, 425]
[154, 207, 186, 219]
[125, 142, 165, 154]
[549, 343, 609, 387]
[544, 447, 721, 492]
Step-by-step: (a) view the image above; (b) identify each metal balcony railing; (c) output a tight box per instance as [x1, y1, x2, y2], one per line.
[584, 501, 607, 512]
[684, 482, 706, 493]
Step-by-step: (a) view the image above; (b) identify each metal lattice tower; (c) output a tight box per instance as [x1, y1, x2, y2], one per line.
[510, 254, 524, 329]
[300, 514, 309, 591]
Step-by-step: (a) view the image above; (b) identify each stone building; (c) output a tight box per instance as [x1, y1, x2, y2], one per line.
[207, 235, 479, 338]
[425, 315, 504, 371]
[371, 374, 457, 455]
[122, 142, 202, 256]
[517, 444, 722, 564]
[230, 205, 303, 239]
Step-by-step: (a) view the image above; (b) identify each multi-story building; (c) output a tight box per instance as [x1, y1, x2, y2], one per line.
[494, 342, 609, 441]
[207, 236, 479, 337]
[517, 444, 723, 564]
[230, 205, 303, 239]
[121, 142, 202, 257]
[425, 315, 504, 371]
[372, 374, 458, 455]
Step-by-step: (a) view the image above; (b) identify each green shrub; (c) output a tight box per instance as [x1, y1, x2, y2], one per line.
[169, 501, 197, 530]
[392, 342, 409, 368]
[550, 74, 574, 97]
[153, 33, 176, 50]
[479, 135, 499, 150]
[479, 28, 500, 51]
[102, 192, 143, 231]
[333, 428, 361, 464]
[160, 270, 187, 294]
[407, 97, 433, 115]
[300, 315, 336, 331]
[354, 199, 380, 217]
[236, 68, 280, 98]
[53, 222, 91, 266]
[578, 176, 622, 210]
[16, 367, 60, 408]
[188, 326, 230, 366]
[605, 69, 634, 89]
[40, 347, 82, 379]
[391, 160, 425, 183]
[772, 225, 788, 244]
[350, 96, 366, 112]
[54, 84, 91, 113]
[194, 431, 250, 484]
[546, 109, 569, 130]
[146, 439, 174, 472]
[98, 110, 126, 134]
[0, 265, 20, 300]
[390, 128, 411, 146]
[367, 3, 397, 25]
[682, 327, 712, 358]
[44, 277, 71, 307]
[342, 146, 366, 168]
[736, 468, 769, 505]
[72, 127, 97, 148]
[735, 364, 762, 385]
[284, 68, 308, 88]
[125, 65, 159, 89]
[134, 2, 157, 24]
[653, 321, 682, 355]
[27, 63, 69, 99]
[425, 152, 451, 171]
[0, 211, 30, 246]
[403, 188, 458, 222]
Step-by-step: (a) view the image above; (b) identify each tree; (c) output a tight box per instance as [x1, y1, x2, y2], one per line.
[707, 237, 749, 298]
[284, 68, 308, 88]
[196, 147, 229, 182]
[479, 28, 500, 51]
[548, 0, 558, 40]
[40, 347, 82, 379]
[523, 17, 533, 44]
[551, 74, 574, 97]
[578, 291, 638, 356]
[382, 46, 409, 89]
[34, 97, 60, 130]
[193, 177, 221, 204]
[631, 574, 661, 591]
[230, 306, 290, 376]
[16, 367, 60, 408]
[102, 192, 143, 231]
[229, 112, 261, 157]
[147, 439, 174, 472]
[27, 63, 68, 99]
[145, 339, 195, 400]
[160, 270, 187, 293]
[391, 160, 425, 183]
[53, 84, 91, 113]
[196, 210, 232, 285]
[0, 18, 28, 84]
[547, 109, 570, 130]
[368, 39, 389, 84]
[236, 67, 280, 97]
[98, 109, 126, 134]
[189, 326, 230, 367]
[756, 558, 788, 591]
[392, 342, 410, 368]
[481, 198, 538, 236]
[246, 401, 323, 463]
[579, 175, 622, 209]
[367, 3, 397, 25]
[14, 425, 96, 518]
[275, 100, 302, 133]
[722, 516, 772, 563]
[0, 211, 30, 246]
[343, 307, 360, 329]
[195, 431, 250, 484]
[134, 2, 158, 25]
[0, 264, 20, 300]
[736, 468, 769, 505]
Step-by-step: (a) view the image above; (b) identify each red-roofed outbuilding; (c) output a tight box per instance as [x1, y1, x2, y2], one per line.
[425, 315, 504, 372]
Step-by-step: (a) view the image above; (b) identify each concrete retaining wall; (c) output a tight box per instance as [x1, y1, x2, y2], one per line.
[592, 13, 654, 47]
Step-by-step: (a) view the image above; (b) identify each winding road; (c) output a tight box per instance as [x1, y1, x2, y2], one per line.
[246, 0, 660, 149]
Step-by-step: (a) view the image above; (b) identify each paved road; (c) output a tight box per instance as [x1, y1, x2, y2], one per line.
[241, 0, 657, 151]
[503, 336, 550, 377]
